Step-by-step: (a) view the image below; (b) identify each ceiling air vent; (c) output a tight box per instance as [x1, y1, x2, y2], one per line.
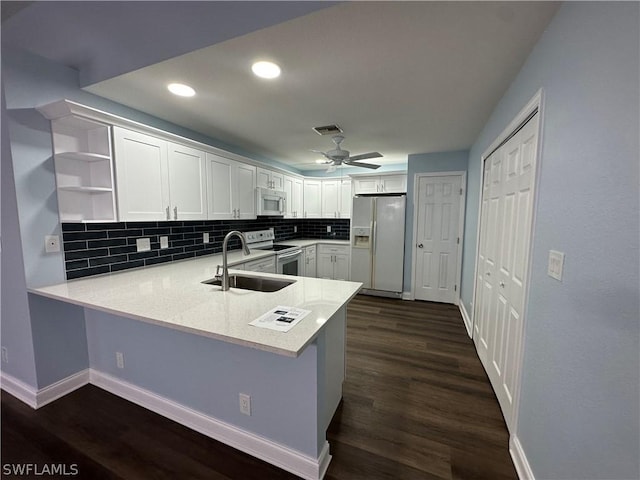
[313, 124, 343, 136]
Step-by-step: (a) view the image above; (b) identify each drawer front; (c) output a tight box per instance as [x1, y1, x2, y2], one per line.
[318, 244, 350, 255]
[244, 256, 276, 273]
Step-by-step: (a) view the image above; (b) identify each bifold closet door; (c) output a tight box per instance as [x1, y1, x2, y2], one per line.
[474, 113, 539, 430]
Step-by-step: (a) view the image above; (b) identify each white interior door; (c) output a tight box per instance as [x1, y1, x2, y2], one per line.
[414, 175, 462, 303]
[473, 113, 539, 431]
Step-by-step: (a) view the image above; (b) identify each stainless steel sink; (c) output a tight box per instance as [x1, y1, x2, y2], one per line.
[202, 274, 295, 292]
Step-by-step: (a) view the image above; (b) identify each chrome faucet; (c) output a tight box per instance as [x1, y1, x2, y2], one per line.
[217, 230, 250, 291]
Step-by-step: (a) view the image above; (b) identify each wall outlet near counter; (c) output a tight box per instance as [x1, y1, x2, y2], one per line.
[116, 351, 125, 369]
[136, 238, 151, 252]
[44, 235, 60, 253]
[239, 393, 251, 415]
[160, 236, 169, 249]
[203, 233, 210, 243]
[1, 346, 8, 363]
[326, 226, 331, 233]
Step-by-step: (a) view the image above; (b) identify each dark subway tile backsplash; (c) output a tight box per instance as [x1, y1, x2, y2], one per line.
[61, 218, 351, 280]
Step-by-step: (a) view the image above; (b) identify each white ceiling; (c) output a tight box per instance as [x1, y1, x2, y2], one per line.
[10, 2, 560, 172]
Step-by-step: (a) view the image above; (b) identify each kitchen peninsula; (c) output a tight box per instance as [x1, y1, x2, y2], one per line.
[29, 255, 362, 480]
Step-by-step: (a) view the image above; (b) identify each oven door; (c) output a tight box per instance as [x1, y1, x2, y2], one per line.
[277, 249, 303, 276]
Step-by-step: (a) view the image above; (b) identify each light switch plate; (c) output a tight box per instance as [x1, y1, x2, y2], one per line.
[160, 236, 169, 249]
[203, 232, 210, 243]
[136, 238, 151, 252]
[548, 250, 565, 281]
[326, 226, 331, 233]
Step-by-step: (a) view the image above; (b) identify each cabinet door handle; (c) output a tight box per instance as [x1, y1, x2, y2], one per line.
[233, 209, 237, 218]
[166, 206, 170, 220]
[237, 208, 240, 217]
[173, 206, 178, 220]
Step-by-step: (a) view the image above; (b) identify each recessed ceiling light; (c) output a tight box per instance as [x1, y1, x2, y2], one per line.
[251, 61, 281, 79]
[167, 83, 196, 97]
[315, 159, 328, 164]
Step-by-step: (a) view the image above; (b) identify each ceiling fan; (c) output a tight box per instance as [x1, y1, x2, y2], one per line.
[311, 135, 382, 170]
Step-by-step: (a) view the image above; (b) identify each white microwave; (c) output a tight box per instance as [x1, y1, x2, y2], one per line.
[256, 187, 287, 216]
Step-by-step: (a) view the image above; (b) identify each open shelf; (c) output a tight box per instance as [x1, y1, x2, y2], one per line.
[51, 116, 117, 222]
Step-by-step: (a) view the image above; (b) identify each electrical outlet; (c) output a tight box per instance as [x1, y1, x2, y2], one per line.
[116, 352, 124, 369]
[1, 347, 8, 363]
[160, 236, 169, 249]
[326, 226, 331, 233]
[203, 232, 210, 243]
[239, 393, 251, 415]
[294, 226, 297, 233]
[136, 238, 151, 252]
[44, 235, 60, 253]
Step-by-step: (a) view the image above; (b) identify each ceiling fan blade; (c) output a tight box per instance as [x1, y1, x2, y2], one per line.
[344, 160, 380, 170]
[349, 152, 383, 161]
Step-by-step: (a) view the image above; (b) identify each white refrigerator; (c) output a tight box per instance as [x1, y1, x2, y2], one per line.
[350, 195, 406, 296]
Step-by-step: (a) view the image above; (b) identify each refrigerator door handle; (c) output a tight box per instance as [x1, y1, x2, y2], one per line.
[372, 220, 377, 255]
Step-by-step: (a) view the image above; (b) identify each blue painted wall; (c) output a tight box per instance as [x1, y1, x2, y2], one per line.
[1, 90, 38, 386]
[460, 3, 639, 478]
[85, 308, 322, 457]
[403, 150, 468, 292]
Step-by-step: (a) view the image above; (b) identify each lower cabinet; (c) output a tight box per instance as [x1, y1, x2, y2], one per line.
[243, 256, 276, 274]
[317, 244, 350, 280]
[303, 245, 317, 278]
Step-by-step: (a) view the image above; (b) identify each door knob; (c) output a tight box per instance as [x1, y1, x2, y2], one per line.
[418, 243, 423, 248]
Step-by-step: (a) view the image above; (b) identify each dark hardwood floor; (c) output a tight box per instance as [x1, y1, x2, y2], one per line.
[1, 295, 517, 479]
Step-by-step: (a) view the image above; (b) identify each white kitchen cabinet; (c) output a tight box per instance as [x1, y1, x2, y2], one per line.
[50, 115, 117, 222]
[167, 142, 207, 220]
[243, 255, 276, 274]
[207, 153, 256, 220]
[303, 179, 322, 218]
[113, 127, 170, 221]
[304, 245, 317, 278]
[321, 178, 352, 218]
[257, 167, 284, 190]
[113, 128, 208, 221]
[317, 244, 350, 280]
[284, 175, 304, 218]
[352, 174, 407, 195]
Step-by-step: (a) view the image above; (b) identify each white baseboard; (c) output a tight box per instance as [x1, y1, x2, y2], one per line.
[459, 301, 473, 338]
[90, 370, 331, 480]
[510, 435, 534, 480]
[37, 369, 90, 408]
[1, 369, 90, 409]
[1, 372, 37, 408]
[402, 291, 413, 300]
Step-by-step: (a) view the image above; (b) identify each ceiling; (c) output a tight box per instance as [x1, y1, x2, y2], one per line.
[4, 2, 559, 172]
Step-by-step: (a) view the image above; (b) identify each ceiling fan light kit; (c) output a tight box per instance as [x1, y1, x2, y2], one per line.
[311, 134, 382, 170]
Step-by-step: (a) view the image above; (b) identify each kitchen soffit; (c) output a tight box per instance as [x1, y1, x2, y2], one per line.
[7, 2, 560, 171]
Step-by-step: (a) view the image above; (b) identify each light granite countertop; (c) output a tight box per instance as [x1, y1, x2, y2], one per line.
[29, 241, 360, 358]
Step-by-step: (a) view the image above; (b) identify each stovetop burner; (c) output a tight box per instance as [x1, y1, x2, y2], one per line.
[257, 244, 297, 252]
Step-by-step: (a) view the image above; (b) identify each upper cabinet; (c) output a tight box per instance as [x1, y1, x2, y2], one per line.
[352, 173, 407, 195]
[303, 179, 322, 218]
[207, 153, 256, 220]
[113, 127, 207, 221]
[257, 167, 284, 190]
[50, 116, 117, 222]
[321, 178, 352, 219]
[283, 174, 303, 218]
